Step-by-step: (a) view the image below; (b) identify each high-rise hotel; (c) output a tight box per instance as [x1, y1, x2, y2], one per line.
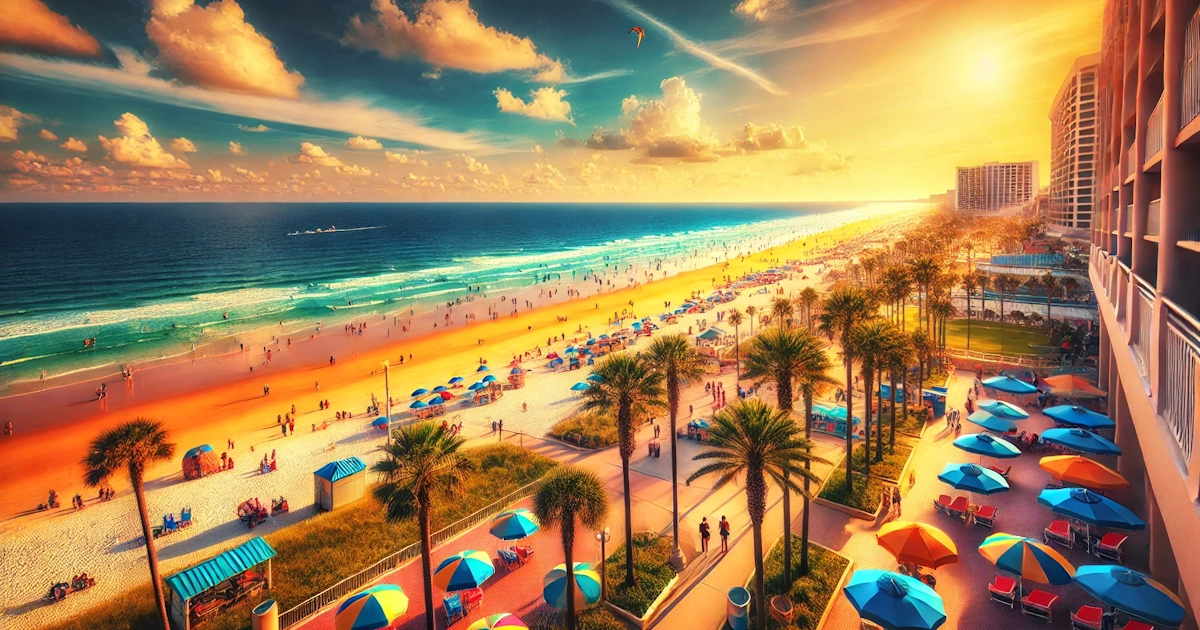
[955, 161, 1039, 212]
[1049, 53, 1101, 233]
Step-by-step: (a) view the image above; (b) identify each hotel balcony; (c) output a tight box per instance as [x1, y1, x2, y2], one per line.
[1126, 144, 1136, 181]
[1147, 198, 1162, 238]
[1183, 5, 1200, 139]
[1146, 96, 1164, 163]
[1125, 203, 1134, 236]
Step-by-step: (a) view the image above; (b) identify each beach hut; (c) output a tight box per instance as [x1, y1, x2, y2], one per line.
[313, 456, 367, 512]
[165, 536, 275, 630]
[182, 444, 221, 481]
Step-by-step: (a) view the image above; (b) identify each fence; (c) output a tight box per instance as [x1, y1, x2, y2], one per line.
[1164, 300, 1199, 468]
[943, 346, 1063, 369]
[277, 481, 539, 628]
[1184, 5, 1200, 130]
[1147, 95, 1165, 159]
[1132, 285, 1154, 379]
[988, 253, 1064, 268]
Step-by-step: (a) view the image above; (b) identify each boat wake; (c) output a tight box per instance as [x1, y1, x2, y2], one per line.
[287, 226, 385, 236]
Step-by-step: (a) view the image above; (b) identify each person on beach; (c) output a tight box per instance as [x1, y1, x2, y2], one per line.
[719, 516, 730, 552]
[699, 517, 711, 553]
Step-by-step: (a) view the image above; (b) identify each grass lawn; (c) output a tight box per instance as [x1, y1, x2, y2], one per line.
[849, 438, 915, 482]
[749, 536, 850, 630]
[528, 607, 627, 630]
[604, 533, 677, 618]
[818, 467, 888, 514]
[549, 410, 617, 448]
[45, 443, 557, 630]
[945, 319, 1052, 355]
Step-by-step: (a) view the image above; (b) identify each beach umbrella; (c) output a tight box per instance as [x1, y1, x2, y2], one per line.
[482, 374, 498, 383]
[1042, 374, 1106, 399]
[432, 550, 495, 591]
[691, 419, 711, 430]
[371, 416, 388, 428]
[937, 463, 1009, 495]
[966, 411, 1016, 434]
[1043, 405, 1114, 430]
[1037, 488, 1145, 530]
[466, 613, 528, 630]
[842, 570, 946, 630]
[490, 508, 540, 540]
[876, 522, 958, 569]
[510, 367, 522, 375]
[428, 397, 445, 406]
[975, 399, 1029, 419]
[1038, 455, 1129, 490]
[335, 584, 409, 630]
[438, 391, 454, 400]
[565, 348, 578, 355]
[599, 334, 609, 339]
[432, 385, 448, 393]
[977, 533, 1075, 585]
[468, 382, 485, 391]
[586, 373, 603, 382]
[570, 382, 590, 391]
[586, 338, 597, 345]
[566, 346, 576, 352]
[543, 563, 601, 610]
[411, 388, 429, 397]
[448, 376, 464, 384]
[952, 433, 1020, 459]
[1041, 428, 1121, 455]
[477, 365, 490, 372]
[632, 322, 642, 329]
[409, 400, 428, 409]
[982, 375, 1038, 395]
[1073, 566, 1185, 627]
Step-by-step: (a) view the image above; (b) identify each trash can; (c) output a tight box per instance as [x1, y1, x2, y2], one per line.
[727, 586, 751, 630]
[251, 599, 279, 630]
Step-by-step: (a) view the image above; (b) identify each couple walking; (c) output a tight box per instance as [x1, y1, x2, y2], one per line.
[699, 516, 731, 553]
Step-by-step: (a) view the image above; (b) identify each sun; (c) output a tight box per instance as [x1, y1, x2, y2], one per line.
[971, 54, 1001, 85]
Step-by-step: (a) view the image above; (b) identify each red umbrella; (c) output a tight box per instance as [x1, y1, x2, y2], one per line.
[439, 391, 454, 400]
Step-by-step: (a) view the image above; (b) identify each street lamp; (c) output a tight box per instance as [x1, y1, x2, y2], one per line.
[381, 360, 391, 445]
[594, 526, 610, 601]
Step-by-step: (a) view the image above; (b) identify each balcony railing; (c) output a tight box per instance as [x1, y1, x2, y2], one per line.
[1132, 285, 1154, 378]
[1163, 297, 1199, 467]
[1146, 95, 1164, 159]
[1184, 5, 1200, 130]
[1116, 263, 1130, 322]
[1125, 204, 1134, 234]
[1126, 145, 1136, 179]
[1147, 199, 1162, 237]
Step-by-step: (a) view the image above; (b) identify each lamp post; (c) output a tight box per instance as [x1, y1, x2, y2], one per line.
[595, 526, 610, 601]
[382, 361, 391, 445]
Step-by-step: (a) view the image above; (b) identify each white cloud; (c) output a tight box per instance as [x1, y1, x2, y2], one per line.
[98, 113, 190, 169]
[12, 149, 48, 162]
[208, 168, 224, 182]
[146, 0, 306, 99]
[39, 128, 58, 141]
[229, 141, 245, 154]
[532, 144, 543, 154]
[494, 87, 574, 124]
[725, 123, 812, 153]
[732, 0, 791, 22]
[170, 137, 198, 153]
[60, 137, 87, 152]
[0, 105, 35, 143]
[0, 0, 103, 58]
[522, 162, 565, 189]
[460, 154, 490, 174]
[385, 150, 428, 165]
[336, 164, 374, 177]
[296, 142, 343, 167]
[345, 136, 383, 150]
[238, 123, 270, 132]
[235, 165, 267, 183]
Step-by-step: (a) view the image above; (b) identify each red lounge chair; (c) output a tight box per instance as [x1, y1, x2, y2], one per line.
[1071, 605, 1103, 630]
[460, 587, 483, 612]
[988, 575, 1017, 608]
[1021, 589, 1059, 622]
[1044, 519, 1074, 549]
[1119, 621, 1154, 630]
[1095, 532, 1128, 563]
[947, 496, 969, 519]
[988, 465, 1011, 478]
[514, 545, 535, 564]
[934, 495, 952, 515]
[973, 505, 997, 528]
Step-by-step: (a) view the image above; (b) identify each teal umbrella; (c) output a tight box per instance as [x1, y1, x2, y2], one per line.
[1037, 488, 1145, 530]
[976, 399, 1029, 419]
[843, 570, 946, 630]
[489, 508, 540, 540]
[477, 365, 490, 372]
[1043, 405, 1114, 429]
[468, 382, 485, 391]
[1074, 566, 1185, 627]
[967, 411, 1016, 433]
[411, 388, 430, 397]
[543, 563, 600, 610]
[482, 374, 498, 383]
[586, 374, 603, 382]
[937, 463, 1009, 495]
[953, 433, 1020, 459]
[409, 400, 428, 409]
[1041, 428, 1121, 455]
[982, 375, 1037, 394]
[570, 382, 590, 391]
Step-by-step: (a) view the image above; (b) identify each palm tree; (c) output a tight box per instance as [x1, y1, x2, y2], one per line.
[910, 329, 932, 391]
[741, 327, 829, 584]
[909, 257, 940, 335]
[771, 297, 794, 329]
[1041, 272, 1059, 322]
[793, 343, 838, 576]
[962, 272, 978, 350]
[728, 308, 744, 379]
[796, 287, 820, 333]
[82, 418, 176, 630]
[883, 330, 914, 450]
[583, 354, 665, 585]
[746, 305, 758, 336]
[644, 333, 705, 568]
[848, 320, 894, 476]
[818, 287, 872, 488]
[534, 466, 609, 630]
[977, 272, 991, 322]
[882, 266, 912, 329]
[372, 422, 472, 630]
[687, 400, 826, 630]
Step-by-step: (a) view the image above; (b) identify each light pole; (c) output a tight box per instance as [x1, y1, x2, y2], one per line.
[382, 360, 391, 445]
[595, 526, 610, 601]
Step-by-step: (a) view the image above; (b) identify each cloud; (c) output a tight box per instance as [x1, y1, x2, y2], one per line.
[0, 105, 35, 142]
[792, 151, 853, 176]
[583, 77, 717, 160]
[296, 142, 343, 167]
[170, 137, 197, 153]
[460, 154, 490, 174]
[238, 123, 270, 132]
[522, 162, 565, 189]
[732, 0, 791, 21]
[343, 0, 565, 82]
[0, 53, 496, 152]
[713, 0, 931, 56]
[336, 164, 373, 177]
[229, 141, 245, 154]
[385, 150, 428, 166]
[597, 0, 787, 96]
[345, 136, 383, 150]
[98, 113, 190, 169]
[532, 144, 543, 154]
[0, 0, 103, 58]
[12, 149, 48, 162]
[39, 128, 58, 142]
[494, 87, 574, 124]
[60, 137, 87, 152]
[146, 0, 306, 99]
[207, 169, 224, 182]
[724, 123, 812, 153]
[234, 165, 266, 183]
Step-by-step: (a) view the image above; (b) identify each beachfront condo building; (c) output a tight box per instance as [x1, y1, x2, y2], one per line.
[1049, 53, 1101, 233]
[955, 161, 1039, 212]
[1089, 0, 1200, 625]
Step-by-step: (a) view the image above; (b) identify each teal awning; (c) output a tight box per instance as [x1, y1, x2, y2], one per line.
[696, 329, 721, 341]
[166, 537, 276, 602]
[314, 456, 366, 482]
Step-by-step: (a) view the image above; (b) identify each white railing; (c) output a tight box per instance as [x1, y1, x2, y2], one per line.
[1147, 199, 1162, 237]
[277, 481, 539, 628]
[1163, 297, 1199, 467]
[1184, 5, 1200, 130]
[1125, 204, 1134, 234]
[1132, 285, 1154, 378]
[1116, 264, 1131, 324]
[1126, 145, 1137, 179]
[1146, 95, 1164, 159]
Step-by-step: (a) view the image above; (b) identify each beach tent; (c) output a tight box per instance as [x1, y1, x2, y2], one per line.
[696, 329, 721, 342]
[166, 536, 275, 630]
[182, 444, 221, 481]
[314, 456, 367, 512]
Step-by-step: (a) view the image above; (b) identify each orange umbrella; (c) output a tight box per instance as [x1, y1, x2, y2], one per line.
[1038, 455, 1129, 490]
[876, 521, 959, 569]
[1042, 375, 1106, 399]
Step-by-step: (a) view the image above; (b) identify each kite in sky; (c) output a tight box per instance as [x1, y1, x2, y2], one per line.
[629, 26, 645, 48]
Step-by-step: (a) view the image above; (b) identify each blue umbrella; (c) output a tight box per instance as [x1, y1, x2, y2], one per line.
[565, 348, 577, 355]
[690, 419, 712, 430]
[476, 365, 490, 372]
[976, 399, 1029, 419]
[372, 416, 388, 428]
[565, 346, 576, 352]
[432, 385, 448, 393]
[599, 334, 609, 339]
[938, 463, 1010, 495]
[510, 367, 522, 375]
[448, 376, 464, 384]
[1037, 488, 1146, 530]
[1043, 405, 1115, 430]
[411, 388, 430, 397]
[428, 397, 445, 405]
[586, 374, 603, 382]
[570, 382, 590, 391]
[953, 433, 1020, 459]
[468, 382, 485, 391]
[967, 411, 1016, 433]
[1074, 566, 1185, 627]
[586, 338, 597, 345]
[409, 400, 428, 409]
[482, 374, 497, 383]
[1041, 428, 1121, 455]
[843, 570, 946, 630]
[982, 375, 1038, 394]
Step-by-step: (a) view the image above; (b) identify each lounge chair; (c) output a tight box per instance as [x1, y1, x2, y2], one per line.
[947, 496, 969, 520]
[1118, 621, 1154, 630]
[1046, 477, 1064, 490]
[1021, 589, 1058, 622]
[934, 494, 952, 515]
[973, 505, 997, 528]
[496, 549, 521, 570]
[514, 545, 535, 564]
[460, 587, 483, 612]
[443, 593, 464, 624]
[988, 465, 1012, 478]
[1095, 532, 1128, 563]
[988, 575, 1017, 608]
[1044, 519, 1074, 549]
[1071, 605, 1103, 630]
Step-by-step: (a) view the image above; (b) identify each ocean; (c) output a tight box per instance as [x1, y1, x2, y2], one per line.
[0, 202, 888, 389]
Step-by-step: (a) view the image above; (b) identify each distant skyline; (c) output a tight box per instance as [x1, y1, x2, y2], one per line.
[0, 0, 1101, 202]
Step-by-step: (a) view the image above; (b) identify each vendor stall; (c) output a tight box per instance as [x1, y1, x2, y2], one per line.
[166, 536, 275, 630]
[809, 403, 863, 440]
[507, 367, 526, 389]
[182, 445, 222, 481]
[314, 456, 366, 512]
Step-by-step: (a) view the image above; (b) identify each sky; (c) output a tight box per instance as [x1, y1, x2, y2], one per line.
[0, 0, 1102, 202]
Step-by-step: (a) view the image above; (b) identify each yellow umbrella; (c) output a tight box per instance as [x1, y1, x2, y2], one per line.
[1039, 455, 1129, 490]
[876, 521, 959, 569]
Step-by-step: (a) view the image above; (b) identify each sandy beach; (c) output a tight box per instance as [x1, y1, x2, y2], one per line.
[0, 206, 922, 629]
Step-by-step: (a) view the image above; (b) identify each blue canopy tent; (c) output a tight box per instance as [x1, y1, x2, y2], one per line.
[1041, 428, 1121, 455]
[476, 365, 490, 372]
[314, 456, 367, 511]
[982, 375, 1038, 395]
[1043, 405, 1115, 430]
[810, 402, 863, 440]
[166, 536, 276, 630]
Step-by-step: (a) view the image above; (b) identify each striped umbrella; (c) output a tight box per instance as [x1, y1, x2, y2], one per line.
[1038, 455, 1129, 490]
[433, 551, 495, 591]
[490, 508, 540, 540]
[335, 584, 409, 630]
[543, 563, 601, 609]
[466, 613, 528, 630]
[876, 522, 959, 569]
[978, 533, 1075, 585]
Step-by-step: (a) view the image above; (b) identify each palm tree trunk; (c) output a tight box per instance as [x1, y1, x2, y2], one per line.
[901, 366, 909, 444]
[622, 459, 634, 585]
[133, 473, 170, 630]
[889, 368, 898, 450]
[668, 370, 681, 556]
[801, 395, 813, 575]
[748, 472, 767, 630]
[966, 291, 972, 350]
[843, 338, 854, 491]
[1047, 292, 1052, 322]
[419, 501, 435, 630]
[778, 376, 794, 585]
[862, 371, 872, 480]
[563, 519, 577, 630]
[734, 326, 741, 380]
[875, 366, 884, 462]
